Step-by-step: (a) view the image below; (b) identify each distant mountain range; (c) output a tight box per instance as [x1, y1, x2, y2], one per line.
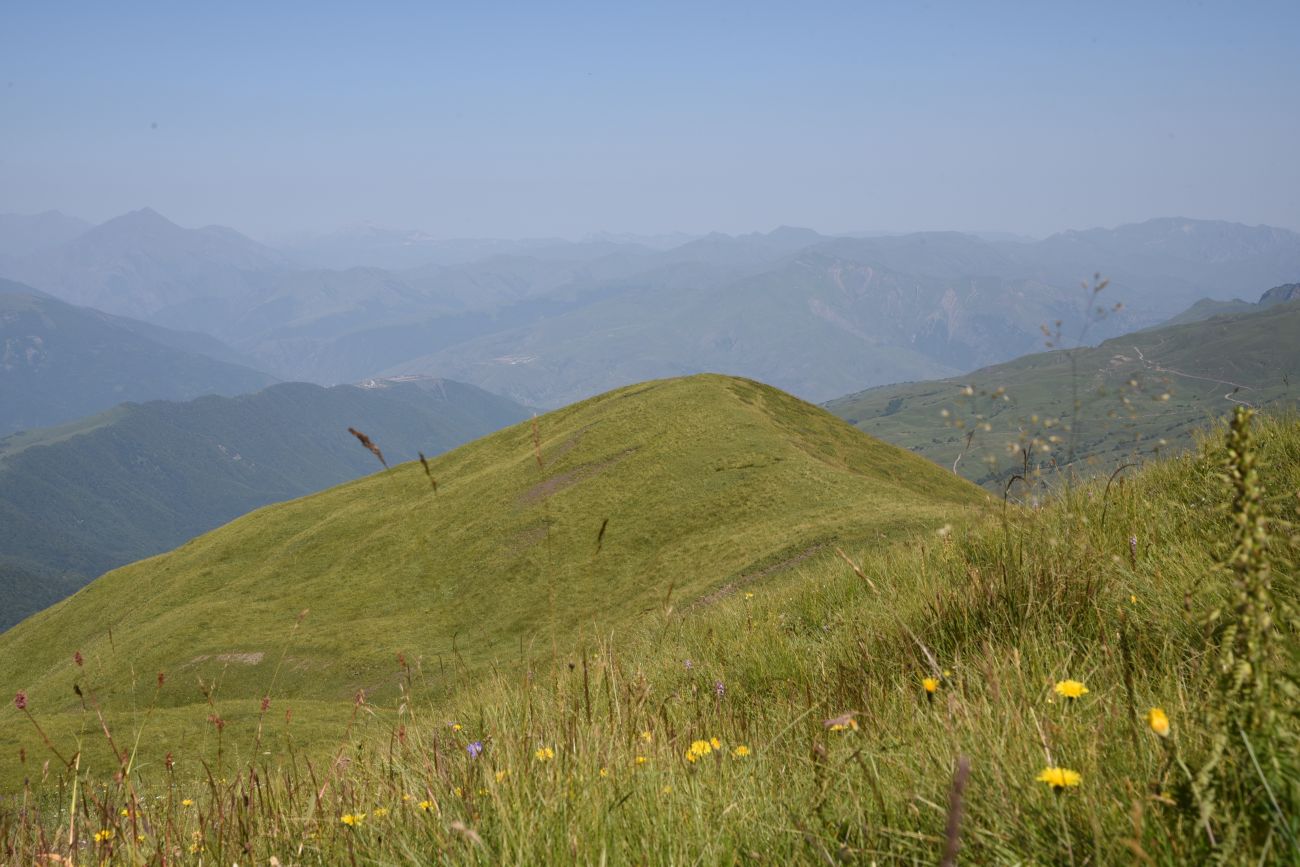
[0, 279, 275, 436]
[0, 377, 529, 631]
[3, 209, 1298, 408]
[824, 285, 1300, 486]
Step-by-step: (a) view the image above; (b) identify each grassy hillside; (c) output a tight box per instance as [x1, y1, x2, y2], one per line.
[1, 407, 1295, 864]
[0, 378, 529, 630]
[826, 297, 1300, 486]
[0, 280, 275, 436]
[0, 375, 982, 781]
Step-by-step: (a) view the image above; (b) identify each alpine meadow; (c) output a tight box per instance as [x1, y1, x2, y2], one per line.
[2, 3, 1299, 865]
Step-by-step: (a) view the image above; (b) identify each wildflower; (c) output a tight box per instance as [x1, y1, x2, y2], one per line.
[120, 808, 129, 817]
[684, 659, 693, 670]
[824, 712, 859, 732]
[372, 807, 389, 818]
[181, 799, 194, 807]
[1146, 707, 1171, 738]
[401, 793, 413, 802]
[710, 737, 722, 750]
[450, 723, 462, 733]
[733, 745, 751, 758]
[599, 767, 609, 778]
[744, 592, 754, 600]
[340, 813, 365, 826]
[13, 691, 26, 711]
[94, 829, 114, 843]
[685, 739, 715, 762]
[535, 746, 555, 762]
[467, 740, 483, 759]
[74, 651, 84, 667]
[495, 769, 509, 782]
[260, 696, 271, 713]
[453, 786, 463, 797]
[923, 677, 940, 695]
[1053, 680, 1089, 700]
[418, 800, 433, 812]
[1130, 594, 1137, 604]
[661, 785, 672, 795]
[1036, 767, 1082, 790]
[640, 730, 653, 742]
[714, 680, 726, 698]
[635, 755, 648, 766]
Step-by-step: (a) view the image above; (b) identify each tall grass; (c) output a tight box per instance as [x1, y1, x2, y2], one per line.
[3, 414, 1297, 864]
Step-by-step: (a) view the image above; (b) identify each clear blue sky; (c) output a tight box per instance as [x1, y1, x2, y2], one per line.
[2, 1, 1297, 239]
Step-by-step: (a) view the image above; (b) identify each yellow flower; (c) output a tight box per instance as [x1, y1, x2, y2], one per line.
[1036, 767, 1082, 790]
[733, 745, 751, 758]
[640, 730, 653, 742]
[828, 718, 859, 732]
[685, 739, 714, 762]
[120, 807, 129, 817]
[136, 834, 146, 843]
[1053, 680, 1089, 700]
[401, 793, 413, 802]
[923, 677, 940, 694]
[1130, 594, 1137, 604]
[635, 755, 648, 766]
[1147, 707, 1171, 738]
[661, 785, 672, 795]
[535, 746, 555, 762]
[181, 798, 194, 807]
[94, 829, 115, 843]
[372, 807, 389, 818]
[599, 767, 609, 778]
[454, 787, 463, 797]
[340, 812, 366, 826]
[744, 592, 754, 600]
[451, 723, 462, 732]
[710, 737, 722, 750]
[418, 800, 433, 812]
[495, 769, 509, 782]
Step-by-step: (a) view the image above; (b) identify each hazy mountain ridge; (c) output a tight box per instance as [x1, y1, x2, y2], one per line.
[5, 209, 1298, 405]
[0, 279, 275, 436]
[0, 377, 529, 631]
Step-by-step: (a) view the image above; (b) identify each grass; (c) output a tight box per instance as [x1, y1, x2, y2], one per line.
[0, 374, 983, 791]
[0, 396, 1296, 862]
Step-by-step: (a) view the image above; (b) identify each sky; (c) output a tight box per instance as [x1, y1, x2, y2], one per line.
[2, 1, 1298, 240]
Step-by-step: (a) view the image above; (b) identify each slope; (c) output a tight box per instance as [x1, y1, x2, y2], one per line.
[0, 378, 530, 631]
[0, 375, 984, 773]
[825, 292, 1300, 485]
[0, 280, 275, 436]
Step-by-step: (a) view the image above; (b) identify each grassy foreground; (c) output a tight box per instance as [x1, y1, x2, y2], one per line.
[3, 410, 1297, 864]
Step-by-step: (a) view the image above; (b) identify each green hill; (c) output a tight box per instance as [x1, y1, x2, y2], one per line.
[825, 295, 1300, 486]
[0, 374, 983, 780]
[0, 377, 529, 631]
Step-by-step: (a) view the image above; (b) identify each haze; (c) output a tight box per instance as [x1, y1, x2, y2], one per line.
[2, 1, 1298, 239]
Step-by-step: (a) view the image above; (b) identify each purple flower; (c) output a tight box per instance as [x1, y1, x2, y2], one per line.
[467, 740, 483, 759]
[684, 659, 693, 671]
[714, 680, 725, 698]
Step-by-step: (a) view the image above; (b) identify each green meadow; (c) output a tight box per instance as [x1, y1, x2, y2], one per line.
[1, 378, 1296, 864]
